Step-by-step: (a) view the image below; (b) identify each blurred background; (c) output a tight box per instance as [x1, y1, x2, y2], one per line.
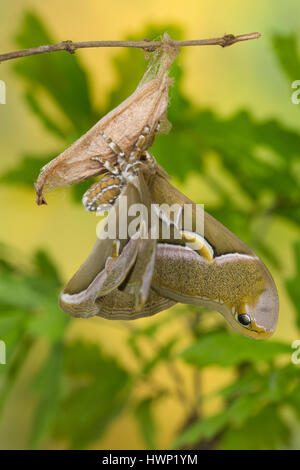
[0, 0, 300, 449]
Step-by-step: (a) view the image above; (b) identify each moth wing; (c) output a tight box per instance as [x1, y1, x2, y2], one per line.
[126, 234, 157, 311]
[97, 287, 176, 320]
[151, 243, 279, 339]
[120, 172, 158, 310]
[149, 174, 254, 256]
[60, 235, 141, 318]
[59, 184, 142, 317]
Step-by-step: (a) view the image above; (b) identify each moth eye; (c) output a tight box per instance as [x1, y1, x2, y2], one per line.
[238, 314, 251, 326]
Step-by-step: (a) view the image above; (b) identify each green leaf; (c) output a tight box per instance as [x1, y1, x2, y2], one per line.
[0, 309, 29, 355]
[0, 155, 50, 187]
[14, 12, 96, 136]
[272, 34, 300, 83]
[180, 331, 291, 368]
[288, 388, 300, 420]
[24, 90, 66, 139]
[0, 272, 46, 310]
[0, 246, 66, 423]
[173, 412, 228, 449]
[286, 238, 300, 330]
[220, 405, 290, 450]
[30, 342, 64, 448]
[0, 334, 34, 417]
[141, 337, 178, 376]
[52, 341, 131, 449]
[0, 309, 27, 340]
[190, 111, 300, 198]
[27, 299, 69, 343]
[33, 249, 61, 286]
[134, 397, 159, 449]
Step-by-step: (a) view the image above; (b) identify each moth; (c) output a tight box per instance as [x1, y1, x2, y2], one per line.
[59, 137, 278, 339]
[35, 38, 279, 339]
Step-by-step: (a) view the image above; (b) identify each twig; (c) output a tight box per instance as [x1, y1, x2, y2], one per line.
[0, 33, 261, 64]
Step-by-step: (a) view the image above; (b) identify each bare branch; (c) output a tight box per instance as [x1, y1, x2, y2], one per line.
[0, 32, 261, 64]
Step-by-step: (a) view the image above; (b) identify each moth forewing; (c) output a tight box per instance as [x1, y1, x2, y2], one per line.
[125, 232, 157, 311]
[96, 287, 176, 321]
[152, 243, 279, 339]
[59, 181, 152, 318]
[121, 172, 159, 310]
[59, 235, 141, 318]
[147, 174, 278, 338]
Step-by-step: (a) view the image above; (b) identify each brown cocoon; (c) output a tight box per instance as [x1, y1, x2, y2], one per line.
[34, 34, 180, 205]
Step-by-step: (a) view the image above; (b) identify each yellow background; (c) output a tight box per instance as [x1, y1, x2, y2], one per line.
[0, 0, 299, 449]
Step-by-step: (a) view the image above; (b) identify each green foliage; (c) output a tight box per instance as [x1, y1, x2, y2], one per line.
[0, 155, 50, 187]
[14, 12, 96, 136]
[30, 342, 64, 448]
[52, 341, 130, 449]
[180, 331, 291, 367]
[173, 364, 300, 449]
[220, 405, 290, 450]
[286, 239, 300, 330]
[134, 396, 158, 450]
[0, 13, 300, 450]
[0, 245, 64, 420]
[272, 34, 300, 83]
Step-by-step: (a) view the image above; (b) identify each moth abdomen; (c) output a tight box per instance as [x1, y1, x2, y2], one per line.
[82, 174, 124, 212]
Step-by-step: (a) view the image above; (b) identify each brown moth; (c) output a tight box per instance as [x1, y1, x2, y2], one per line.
[34, 36, 279, 339]
[148, 174, 278, 339]
[60, 166, 279, 339]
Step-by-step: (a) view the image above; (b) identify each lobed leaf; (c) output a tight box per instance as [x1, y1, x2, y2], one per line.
[286, 238, 300, 331]
[52, 341, 131, 449]
[180, 331, 291, 368]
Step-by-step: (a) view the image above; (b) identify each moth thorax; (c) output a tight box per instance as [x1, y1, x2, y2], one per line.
[82, 174, 123, 212]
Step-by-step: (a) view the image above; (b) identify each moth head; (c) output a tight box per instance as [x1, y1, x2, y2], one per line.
[223, 259, 279, 339]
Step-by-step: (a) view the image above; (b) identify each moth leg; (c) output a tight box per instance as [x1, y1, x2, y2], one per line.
[140, 122, 160, 154]
[127, 122, 160, 164]
[118, 126, 149, 178]
[89, 129, 128, 177]
[91, 122, 161, 177]
[127, 125, 151, 163]
[158, 204, 214, 261]
[135, 121, 161, 157]
[98, 129, 128, 172]
[90, 155, 120, 176]
[123, 124, 160, 177]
